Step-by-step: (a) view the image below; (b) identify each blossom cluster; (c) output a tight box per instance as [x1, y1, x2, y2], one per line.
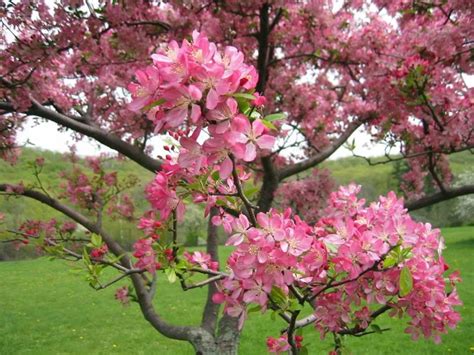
[213, 185, 461, 345]
[275, 168, 335, 223]
[57, 153, 137, 219]
[90, 244, 109, 260]
[0, 118, 18, 164]
[132, 238, 161, 274]
[115, 286, 130, 306]
[129, 31, 276, 222]
[184, 251, 219, 271]
[14, 219, 77, 248]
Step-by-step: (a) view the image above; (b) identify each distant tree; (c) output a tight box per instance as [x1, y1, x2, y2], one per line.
[455, 169, 474, 223]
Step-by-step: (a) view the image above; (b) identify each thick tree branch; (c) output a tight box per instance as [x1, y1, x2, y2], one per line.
[279, 119, 366, 180]
[405, 185, 474, 211]
[255, 4, 280, 213]
[0, 101, 162, 173]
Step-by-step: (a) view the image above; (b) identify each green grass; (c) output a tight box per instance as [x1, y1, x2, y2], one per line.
[0, 227, 473, 354]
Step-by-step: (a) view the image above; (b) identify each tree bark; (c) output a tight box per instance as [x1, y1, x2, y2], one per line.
[201, 207, 221, 334]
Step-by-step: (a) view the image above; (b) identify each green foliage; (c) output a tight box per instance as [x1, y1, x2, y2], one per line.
[399, 266, 414, 297]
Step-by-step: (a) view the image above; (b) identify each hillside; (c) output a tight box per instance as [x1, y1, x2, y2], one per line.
[0, 148, 473, 258]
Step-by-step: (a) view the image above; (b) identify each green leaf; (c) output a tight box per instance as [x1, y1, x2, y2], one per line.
[91, 234, 102, 248]
[248, 305, 262, 314]
[143, 98, 166, 111]
[237, 100, 251, 114]
[323, 242, 338, 253]
[243, 184, 259, 199]
[82, 247, 91, 265]
[232, 92, 256, 100]
[383, 254, 398, 269]
[299, 346, 309, 355]
[165, 268, 177, 283]
[261, 119, 277, 131]
[270, 286, 288, 308]
[399, 266, 413, 297]
[264, 112, 286, 121]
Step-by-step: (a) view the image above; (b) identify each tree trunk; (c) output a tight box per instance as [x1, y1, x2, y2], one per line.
[216, 314, 240, 354]
[189, 314, 240, 354]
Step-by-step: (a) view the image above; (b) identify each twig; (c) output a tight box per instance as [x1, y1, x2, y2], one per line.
[181, 274, 226, 291]
[287, 310, 301, 355]
[229, 154, 258, 226]
[94, 268, 145, 290]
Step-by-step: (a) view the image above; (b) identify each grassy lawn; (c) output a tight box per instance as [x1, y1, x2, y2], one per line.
[0, 226, 473, 354]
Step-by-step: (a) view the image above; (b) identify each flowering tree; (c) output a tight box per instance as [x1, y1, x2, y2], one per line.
[0, 1, 472, 354]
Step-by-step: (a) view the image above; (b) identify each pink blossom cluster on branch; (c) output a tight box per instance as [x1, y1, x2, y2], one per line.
[11, 218, 77, 250]
[212, 185, 460, 346]
[129, 31, 276, 222]
[125, 30, 462, 350]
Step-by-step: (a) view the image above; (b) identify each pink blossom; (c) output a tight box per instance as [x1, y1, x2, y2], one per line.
[231, 116, 276, 161]
[115, 286, 130, 306]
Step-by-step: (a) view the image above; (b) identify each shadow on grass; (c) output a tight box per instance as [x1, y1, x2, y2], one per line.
[446, 237, 474, 249]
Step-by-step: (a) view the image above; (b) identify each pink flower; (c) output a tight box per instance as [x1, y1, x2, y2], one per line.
[90, 244, 108, 260]
[266, 334, 290, 353]
[231, 116, 275, 161]
[280, 227, 313, 256]
[178, 129, 207, 173]
[160, 84, 202, 130]
[184, 251, 217, 270]
[145, 172, 185, 222]
[242, 277, 272, 307]
[128, 66, 161, 112]
[251, 93, 267, 107]
[226, 214, 251, 246]
[206, 98, 238, 134]
[133, 238, 160, 274]
[115, 286, 130, 306]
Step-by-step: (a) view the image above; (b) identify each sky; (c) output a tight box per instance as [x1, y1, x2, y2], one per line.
[17, 118, 391, 160]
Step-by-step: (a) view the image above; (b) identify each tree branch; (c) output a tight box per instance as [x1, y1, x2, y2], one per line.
[405, 185, 474, 211]
[201, 207, 221, 334]
[279, 119, 366, 180]
[94, 269, 145, 290]
[230, 154, 258, 226]
[0, 101, 162, 173]
[254, 4, 280, 213]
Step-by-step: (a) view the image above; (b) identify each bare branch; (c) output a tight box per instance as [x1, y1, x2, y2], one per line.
[230, 154, 258, 226]
[0, 101, 162, 173]
[201, 207, 221, 334]
[94, 269, 145, 290]
[279, 118, 367, 180]
[182, 274, 226, 291]
[406, 185, 474, 211]
[351, 145, 474, 166]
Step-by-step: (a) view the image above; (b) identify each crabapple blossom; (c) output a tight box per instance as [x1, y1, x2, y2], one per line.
[214, 185, 461, 345]
[132, 238, 160, 274]
[115, 286, 130, 306]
